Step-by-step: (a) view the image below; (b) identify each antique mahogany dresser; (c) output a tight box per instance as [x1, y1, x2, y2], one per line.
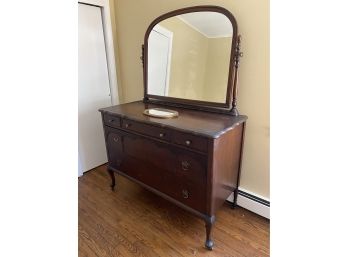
[99, 6, 246, 250]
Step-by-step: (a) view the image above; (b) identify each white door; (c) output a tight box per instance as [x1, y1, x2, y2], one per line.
[78, 3, 111, 176]
[148, 25, 173, 96]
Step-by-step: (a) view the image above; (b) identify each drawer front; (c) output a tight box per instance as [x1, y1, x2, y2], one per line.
[122, 133, 176, 174]
[173, 131, 208, 153]
[122, 118, 171, 142]
[173, 150, 207, 186]
[122, 133, 206, 185]
[120, 155, 164, 193]
[162, 172, 206, 213]
[103, 114, 121, 128]
[120, 153, 206, 213]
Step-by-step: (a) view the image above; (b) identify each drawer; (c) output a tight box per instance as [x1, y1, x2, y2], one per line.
[162, 172, 206, 213]
[173, 131, 208, 153]
[122, 132, 206, 185]
[121, 153, 206, 213]
[173, 150, 207, 186]
[103, 114, 121, 128]
[122, 118, 171, 142]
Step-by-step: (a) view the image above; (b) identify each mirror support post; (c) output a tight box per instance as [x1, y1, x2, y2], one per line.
[141, 44, 144, 67]
[142, 44, 149, 102]
[231, 35, 243, 116]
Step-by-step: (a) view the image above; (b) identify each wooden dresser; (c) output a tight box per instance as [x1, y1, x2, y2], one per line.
[99, 101, 247, 249]
[99, 5, 247, 250]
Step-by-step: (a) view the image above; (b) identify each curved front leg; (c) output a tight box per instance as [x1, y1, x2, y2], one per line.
[107, 167, 116, 191]
[204, 216, 215, 250]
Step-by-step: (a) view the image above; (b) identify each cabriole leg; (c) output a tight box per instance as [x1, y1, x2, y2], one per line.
[107, 167, 115, 191]
[204, 216, 215, 250]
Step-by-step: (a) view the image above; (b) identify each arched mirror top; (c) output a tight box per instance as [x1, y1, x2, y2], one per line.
[142, 5, 242, 115]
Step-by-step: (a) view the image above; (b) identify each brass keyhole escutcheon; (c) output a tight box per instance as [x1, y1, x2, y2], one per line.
[113, 137, 119, 142]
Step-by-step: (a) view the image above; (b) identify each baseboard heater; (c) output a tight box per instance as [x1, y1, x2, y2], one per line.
[227, 189, 270, 219]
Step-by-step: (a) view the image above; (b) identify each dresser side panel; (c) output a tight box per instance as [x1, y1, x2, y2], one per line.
[210, 123, 244, 214]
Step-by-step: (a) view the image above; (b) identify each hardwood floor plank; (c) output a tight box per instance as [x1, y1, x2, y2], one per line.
[79, 178, 184, 257]
[79, 236, 101, 257]
[79, 165, 270, 257]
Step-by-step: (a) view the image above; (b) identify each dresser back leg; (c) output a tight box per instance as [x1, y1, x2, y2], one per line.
[232, 189, 238, 209]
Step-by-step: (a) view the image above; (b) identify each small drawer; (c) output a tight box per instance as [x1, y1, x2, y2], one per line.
[103, 114, 121, 128]
[122, 118, 171, 141]
[173, 131, 208, 153]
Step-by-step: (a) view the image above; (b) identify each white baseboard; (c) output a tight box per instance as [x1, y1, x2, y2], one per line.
[227, 188, 270, 219]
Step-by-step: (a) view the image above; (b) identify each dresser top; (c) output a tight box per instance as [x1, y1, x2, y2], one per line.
[99, 101, 247, 138]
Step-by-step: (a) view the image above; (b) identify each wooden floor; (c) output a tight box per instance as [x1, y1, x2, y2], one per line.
[79, 164, 270, 257]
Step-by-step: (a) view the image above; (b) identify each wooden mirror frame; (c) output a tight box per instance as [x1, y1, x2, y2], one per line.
[142, 5, 242, 116]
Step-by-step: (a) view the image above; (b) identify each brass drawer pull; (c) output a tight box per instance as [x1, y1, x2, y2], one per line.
[185, 140, 191, 146]
[108, 119, 115, 123]
[159, 133, 165, 138]
[125, 123, 131, 128]
[182, 189, 189, 199]
[113, 137, 119, 142]
[181, 160, 190, 171]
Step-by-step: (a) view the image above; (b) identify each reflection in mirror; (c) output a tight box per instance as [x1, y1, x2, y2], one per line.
[147, 11, 233, 103]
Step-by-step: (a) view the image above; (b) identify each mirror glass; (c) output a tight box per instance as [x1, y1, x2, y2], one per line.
[147, 11, 233, 103]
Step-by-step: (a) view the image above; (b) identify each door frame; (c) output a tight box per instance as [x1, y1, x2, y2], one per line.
[152, 24, 173, 96]
[78, 0, 119, 105]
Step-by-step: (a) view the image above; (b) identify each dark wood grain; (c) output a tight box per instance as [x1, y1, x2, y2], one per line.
[79, 165, 270, 257]
[99, 101, 247, 139]
[209, 123, 244, 215]
[104, 126, 208, 213]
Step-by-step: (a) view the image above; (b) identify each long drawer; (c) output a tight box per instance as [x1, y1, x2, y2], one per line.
[122, 118, 171, 142]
